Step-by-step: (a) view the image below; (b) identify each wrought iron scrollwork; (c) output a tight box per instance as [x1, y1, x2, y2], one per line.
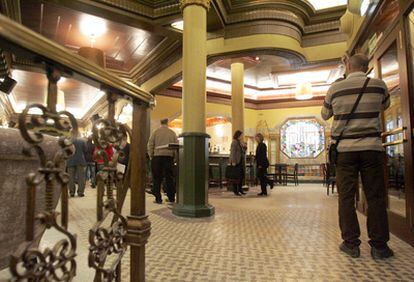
[89, 118, 130, 282]
[10, 104, 78, 281]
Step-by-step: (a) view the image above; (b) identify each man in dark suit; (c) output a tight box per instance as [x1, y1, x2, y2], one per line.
[255, 133, 273, 196]
[67, 136, 87, 197]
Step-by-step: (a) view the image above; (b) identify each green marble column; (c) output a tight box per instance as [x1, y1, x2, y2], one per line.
[173, 133, 215, 217]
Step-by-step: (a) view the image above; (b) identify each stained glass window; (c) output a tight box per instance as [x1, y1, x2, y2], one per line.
[280, 118, 325, 158]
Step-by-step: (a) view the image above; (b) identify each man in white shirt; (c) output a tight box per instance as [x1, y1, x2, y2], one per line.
[147, 118, 178, 204]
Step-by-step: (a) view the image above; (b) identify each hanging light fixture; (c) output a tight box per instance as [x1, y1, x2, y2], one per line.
[295, 82, 313, 100]
[78, 15, 107, 68]
[80, 15, 107, 47]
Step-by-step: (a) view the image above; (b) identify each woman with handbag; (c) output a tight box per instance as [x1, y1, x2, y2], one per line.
[229, 130, 247, 196]
[255, 133, 273, 196]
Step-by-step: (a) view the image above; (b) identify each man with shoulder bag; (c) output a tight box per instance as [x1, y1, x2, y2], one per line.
[322, 54, 392, 259]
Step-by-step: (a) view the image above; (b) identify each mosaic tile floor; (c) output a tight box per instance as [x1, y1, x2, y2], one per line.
[1, 184, 414, 281]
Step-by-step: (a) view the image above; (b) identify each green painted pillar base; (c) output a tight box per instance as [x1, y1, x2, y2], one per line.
[173, 132, 215, 218]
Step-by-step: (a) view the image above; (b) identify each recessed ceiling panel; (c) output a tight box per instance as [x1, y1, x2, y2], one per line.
[201, 54, 342, 100]
[9, 70, 104, 119]
[20, 0, 165, 72]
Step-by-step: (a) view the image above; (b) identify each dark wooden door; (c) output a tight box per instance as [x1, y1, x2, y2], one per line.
[374, 21, 414, 245]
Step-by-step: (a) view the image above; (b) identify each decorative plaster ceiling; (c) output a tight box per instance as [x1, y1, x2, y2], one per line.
[174, 55, 343, 101]
[1, 0, 350, 119]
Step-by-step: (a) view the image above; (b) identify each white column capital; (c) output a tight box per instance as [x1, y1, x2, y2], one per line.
[180, 0, 211, 11]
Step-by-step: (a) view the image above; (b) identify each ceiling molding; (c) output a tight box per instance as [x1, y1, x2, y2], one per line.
[302, 30, 348, 47]
[156, 86, 325, 110]
[216, 0, 346, 25]
[43, 0, 182, 40]
[223, 20, 302, 42]
[130, 38, 182, 85]
[103, 37, 182, 84]
[150, 47, 309, 94]
[226, 9, 305, 31]
[0, 49, 10, 77]
[0, 0, 21, 22]
[208, 48, 307, 68]
[79, 94, 108, 128]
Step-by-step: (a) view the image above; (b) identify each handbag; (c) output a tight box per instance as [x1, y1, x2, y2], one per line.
[329, 77, 371, 165]
[225, 164, 240, 180]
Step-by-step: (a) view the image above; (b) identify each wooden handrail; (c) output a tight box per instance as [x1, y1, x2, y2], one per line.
[382, 139, 406, 147]
[381, 127, 406, 137]
[0, 14, 155, 105]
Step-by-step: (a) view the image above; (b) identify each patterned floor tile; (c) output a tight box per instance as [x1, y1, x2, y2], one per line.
[1, 184, 413, 282]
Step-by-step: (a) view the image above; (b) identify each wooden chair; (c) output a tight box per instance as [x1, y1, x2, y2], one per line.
[266, 164, 276, 184]
[209, 163, 222, 188]
[320, 163, 327, 187]
[285, 163, 299, 186]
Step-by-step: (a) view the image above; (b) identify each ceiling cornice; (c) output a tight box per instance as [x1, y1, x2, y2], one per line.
[217, 0, 346, 24]
[211, 0, 345, 37]
[105, 37, 182, 84]
[43, 0, 182, 39]
[157, 86, 326, 110]
[0, 0, 21, 22]
[88, 0, 181, 19]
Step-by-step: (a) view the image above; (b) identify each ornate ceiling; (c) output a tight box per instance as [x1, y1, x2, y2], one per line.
[21, 1, 165, 72]
[0, 0, 350, 119]
[171, 54, 342, 101]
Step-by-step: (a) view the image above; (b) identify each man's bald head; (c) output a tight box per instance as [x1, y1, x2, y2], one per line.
[346, 53, 369, 74]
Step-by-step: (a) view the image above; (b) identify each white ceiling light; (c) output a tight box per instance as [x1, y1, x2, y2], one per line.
[278, 70, 331, 86]
[295, 82, 313, 100]
[215, 124, 225, 138]
[80, 15, 107, 47]
[171, 20, 184, 31]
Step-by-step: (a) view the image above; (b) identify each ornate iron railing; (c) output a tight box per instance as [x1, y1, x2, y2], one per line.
[88, 118, 130, 282]
[0, 14, 152, 282]
[10, 104, 78, 281]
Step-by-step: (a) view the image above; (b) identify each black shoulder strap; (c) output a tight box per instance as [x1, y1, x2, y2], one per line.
[337, 77, 371, 141]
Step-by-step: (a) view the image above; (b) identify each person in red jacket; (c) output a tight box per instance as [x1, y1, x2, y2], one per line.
[93, 143, 114, 171]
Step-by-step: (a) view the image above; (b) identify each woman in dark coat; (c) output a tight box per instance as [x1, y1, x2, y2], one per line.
[229, 130, 247, 196]
[255, 133, 273, 196]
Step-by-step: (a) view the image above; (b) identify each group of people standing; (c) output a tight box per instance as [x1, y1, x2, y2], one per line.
[145, 119, 276, 203]
[229, 130, 273, 196]
[66, 52, 394, 261]
[66, 134, 130, 197]
[67, 136, 101, 197]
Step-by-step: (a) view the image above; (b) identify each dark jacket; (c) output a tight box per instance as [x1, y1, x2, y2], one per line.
[255, 142, 269, 168]
[67, 138, 87, 167]
[85, 140, 95, 163]
[118, 143, 130, 166]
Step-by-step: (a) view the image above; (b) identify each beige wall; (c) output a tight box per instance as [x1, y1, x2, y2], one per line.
[150, 95, 257, 133]
[151, 95, 331, 180]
